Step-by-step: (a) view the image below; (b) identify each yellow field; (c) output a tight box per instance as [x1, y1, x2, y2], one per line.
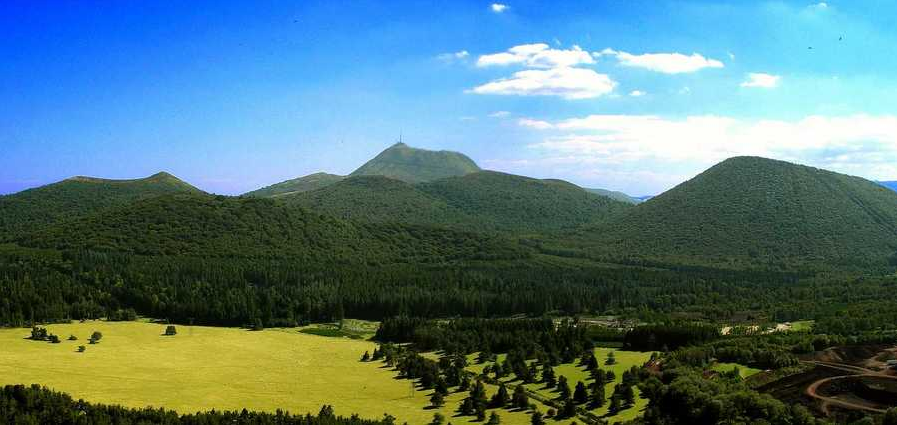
[0, 321, 536, 425]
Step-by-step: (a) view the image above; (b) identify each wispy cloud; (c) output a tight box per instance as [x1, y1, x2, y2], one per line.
[491, 3, 508, 13]
[471, 43, 613, 99]
[629, 90, 646, 97]
[477, 44, 594, 68]
[489, 111, 511, 118]
[741, 72, 781, 88]
[597, 48, 724, 74]
[470, 67, 617, 99]
[437, 50, 469, 62]
[518, 118, 553, 129]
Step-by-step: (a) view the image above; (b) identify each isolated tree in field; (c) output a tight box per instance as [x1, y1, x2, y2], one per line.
[490, 383, 509, 408]
[77, 345, 86, 353]
[429, 412, 445, 425]
[486, 411, 501, 425]
[68, 335, 77, 341]
[89, 331, 102, 344]
[48, 334, 61, 344]
[430, 391, 445, 408]
[512, 384, 528, 409]
[587, 354, 599, 371]
[30, 327, 48, 341]
[361, 351, 370, 362]
[165, 325, 177, 336]
[605, 351, 616, 365]
[573, 381, 588, 404]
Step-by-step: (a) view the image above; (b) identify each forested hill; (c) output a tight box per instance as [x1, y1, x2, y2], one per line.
[283, 175, 475, 227]
[242, 172, 345, 198]
[283, 171, 632, 233]
[349, 142, 480, 183]
[582, 156, 897, 267]
[416, 171, 632, 232]
[15, 193, 528, 264]
[0, 172, 201, 238]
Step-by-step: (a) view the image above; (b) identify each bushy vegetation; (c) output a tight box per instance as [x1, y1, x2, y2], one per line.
[0, 384, 395, 424]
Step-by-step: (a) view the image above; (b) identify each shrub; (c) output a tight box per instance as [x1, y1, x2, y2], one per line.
[164, 325, 177, 336]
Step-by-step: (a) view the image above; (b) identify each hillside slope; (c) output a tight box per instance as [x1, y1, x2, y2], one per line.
[0, 172, 201, 238]
[585, 188, 642, 204]
[243, 173, 345, 198]
[284, 175, 476, 227]
[416, 171, 632, 232]
[350, 143, 480, 183]
[587, 156, 897, 267]
[16, 193, 527, 264]
[284, 171, 632, 233]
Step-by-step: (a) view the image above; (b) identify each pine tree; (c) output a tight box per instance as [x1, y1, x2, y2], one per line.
[429, 412, 446, 425]
[573, 381, 588, 404]
[361, 351, 370, 362]
[430, 391, 445, 408]
[560, 398, 576, 419]
[589, 382, 605, 408]
[609, 394, 621, 415]
[486, 411, 501, 425]
[605, 351, 616, 365]
[541, 364, 556, 388]
[512, 384, 528, 409]
[557, 376, 571, 400]
[490, 383, 509, 408]
[530, 410, 545, 425]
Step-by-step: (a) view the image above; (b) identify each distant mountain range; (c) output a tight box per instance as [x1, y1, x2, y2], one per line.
[4, 144, 897, 269]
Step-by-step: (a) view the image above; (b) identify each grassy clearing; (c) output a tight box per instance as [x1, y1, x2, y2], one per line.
[711, 362, 763, 378]
[0, 321, 535, 425]
[465, 348, 654, 423]
[788, 320, 814, 332]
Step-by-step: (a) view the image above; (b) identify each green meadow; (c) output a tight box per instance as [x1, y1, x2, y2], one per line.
[710, 362, 763, 378]
[0, 321, 539, 425]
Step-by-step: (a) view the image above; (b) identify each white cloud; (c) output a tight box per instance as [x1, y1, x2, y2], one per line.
[437, 50, 470, 62]
[812, 2, 828, 9]
[629, 90, 646, 97]
[489, 111, 511, 118]
[741, 73, 782, 88]
[491, 3, 508, 13]
[598, 48, 724, 74]
[477, 44, 594, 68]
[520, 114, 897, 174]
[469, 67, 617, 99]
[518, 118, 553, 129]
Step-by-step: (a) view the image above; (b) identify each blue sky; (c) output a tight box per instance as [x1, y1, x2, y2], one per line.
[3, 1, 897, 196]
